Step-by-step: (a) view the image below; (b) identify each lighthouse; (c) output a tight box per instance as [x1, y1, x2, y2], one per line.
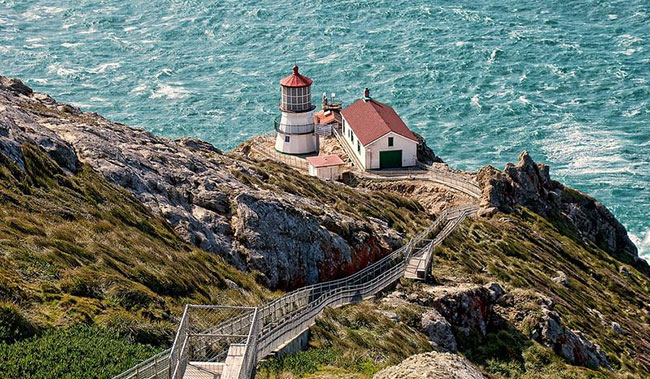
[274, 65, 319, 154]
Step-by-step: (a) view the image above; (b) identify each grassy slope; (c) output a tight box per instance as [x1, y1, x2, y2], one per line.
[256, 304, 432, 378]
[0, 144, 272, 378]
[435, 208, 649, 378]
[257, 208, 649, 379]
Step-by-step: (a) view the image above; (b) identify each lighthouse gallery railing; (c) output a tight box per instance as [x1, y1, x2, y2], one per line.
[112, 204, 476, 379]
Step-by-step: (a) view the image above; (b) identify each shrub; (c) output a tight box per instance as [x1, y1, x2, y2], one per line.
[0, 325, 159, 379]
[0, 303, 36, 343]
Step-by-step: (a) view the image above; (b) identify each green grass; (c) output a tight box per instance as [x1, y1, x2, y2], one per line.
[0, 325, 160, 379]
[0, 144, 273, 377]
[436, 207, 650, 377]
[257, 303, 432, 378]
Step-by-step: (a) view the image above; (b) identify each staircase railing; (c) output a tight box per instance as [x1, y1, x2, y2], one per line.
[113, 204, 477, 379]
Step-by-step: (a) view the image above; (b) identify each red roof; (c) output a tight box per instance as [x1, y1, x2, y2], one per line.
[341, 99, 417, 145]
[313, 109, 342, 125]
[279, 65, 313, 87]
[306, 154, 345, 168]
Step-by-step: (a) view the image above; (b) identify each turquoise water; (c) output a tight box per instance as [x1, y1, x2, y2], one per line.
[1, 0, 649, 259]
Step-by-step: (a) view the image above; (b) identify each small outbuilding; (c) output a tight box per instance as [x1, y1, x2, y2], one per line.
[306, 154, 345, 180]
[341, 88, 418, 170]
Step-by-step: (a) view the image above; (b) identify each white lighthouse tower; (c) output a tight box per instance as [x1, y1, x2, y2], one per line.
[274, 66, 319, 154]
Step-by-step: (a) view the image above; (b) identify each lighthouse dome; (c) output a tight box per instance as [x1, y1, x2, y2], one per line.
[279, 65, 313, 87]
[279, 66, 315, 113]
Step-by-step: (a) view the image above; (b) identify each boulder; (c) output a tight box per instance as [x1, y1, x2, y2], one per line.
[427, 283, 504, 337]
[373, 351, 485, 379]
[551, 271, 569, 287]
[530, 308, 611, 369]
[420, 309, 457, 352]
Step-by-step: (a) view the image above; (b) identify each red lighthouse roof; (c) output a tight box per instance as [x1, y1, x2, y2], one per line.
[279, 65, 313, 87]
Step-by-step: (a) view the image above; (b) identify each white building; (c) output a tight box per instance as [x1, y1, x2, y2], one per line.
[340, 89, 418, 170]
[306, 154, 345, 180]
[274, 66, 319, 155]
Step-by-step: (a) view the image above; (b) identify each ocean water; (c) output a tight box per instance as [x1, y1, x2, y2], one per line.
[1, 0, 649, 259]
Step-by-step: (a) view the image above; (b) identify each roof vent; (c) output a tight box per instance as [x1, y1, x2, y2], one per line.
[363, 88, 371, 101]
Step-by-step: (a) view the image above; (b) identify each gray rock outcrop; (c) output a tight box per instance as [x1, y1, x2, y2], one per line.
[420, 309, 457, 352]
[414, 131, 444, 165]
[0, 76, 408, 289]
[477, 151, 639, 263]
[530, 308, 611, 369]
[423, 283, 505, 337]
[373, 351, 485, 379]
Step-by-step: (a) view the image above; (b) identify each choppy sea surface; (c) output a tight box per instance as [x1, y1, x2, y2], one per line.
[1, 0, 649, 259]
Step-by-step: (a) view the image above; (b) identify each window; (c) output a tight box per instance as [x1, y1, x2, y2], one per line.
[281, 86, 312, 111]
[357, 141, 360, 154]
[351, 132, 354, 142]
[388, 137, 394, 147]
[285, 136, 290, 143]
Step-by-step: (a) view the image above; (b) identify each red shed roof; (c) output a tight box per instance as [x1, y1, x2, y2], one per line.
[341, 99, 417, 145]
[313, 109, 342, 125]
[306, 154, 345, 168]
[279, 65, 313, 87]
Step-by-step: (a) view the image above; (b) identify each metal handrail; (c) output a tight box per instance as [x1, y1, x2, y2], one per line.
[332, 127, 363, 169]
[274, 117, 315, 135]
[114, 205, 477, 379]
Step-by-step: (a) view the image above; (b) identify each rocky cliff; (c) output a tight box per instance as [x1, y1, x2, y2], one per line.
[476, 151, 641, 266]
[0, 76, 428, 290]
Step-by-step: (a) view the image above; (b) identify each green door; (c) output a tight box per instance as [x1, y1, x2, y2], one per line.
[379, 150, 402, 169]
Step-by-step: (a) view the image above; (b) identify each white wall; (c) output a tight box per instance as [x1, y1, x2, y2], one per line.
[365, 131, 417, 169]
[308, 165, 342, 180]
[342, 117, 417, 169]
[341, 117, 368, 169]
[276, 110, 319, 154]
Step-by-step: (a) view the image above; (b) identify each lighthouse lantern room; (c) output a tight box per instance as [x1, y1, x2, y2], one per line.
[274, 66, 319, 154]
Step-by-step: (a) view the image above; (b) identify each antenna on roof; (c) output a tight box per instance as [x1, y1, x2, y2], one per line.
[362, 88, 371, 102]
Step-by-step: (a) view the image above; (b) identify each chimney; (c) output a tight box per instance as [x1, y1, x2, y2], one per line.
[363, 87, 371, 101]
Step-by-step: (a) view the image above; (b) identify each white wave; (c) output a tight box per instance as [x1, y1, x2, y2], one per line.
[470, 94, 481, 110]
[541, 117, 630, 175]
[150, 84, 189, 100]
[124, 26, 137, 32]
[618, 34, 642, 47]
[623, 108, 641, 117]
[518, 96, 530, 105]
[546, 63, 575, 79]
[47, 63, 79, 77]
[130, 83, 148, 94]
[42, 6, 66, 14]
[455, 41, 467, 47]
[155, 68, 174, 79]
[629, 229, 650, 261]
[88, 62, 121, 74]
[21, 11, 42, 21]
[608, 14, 617, 20]
[487, 49, 501, 65]
[61, 42, 83, 48]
